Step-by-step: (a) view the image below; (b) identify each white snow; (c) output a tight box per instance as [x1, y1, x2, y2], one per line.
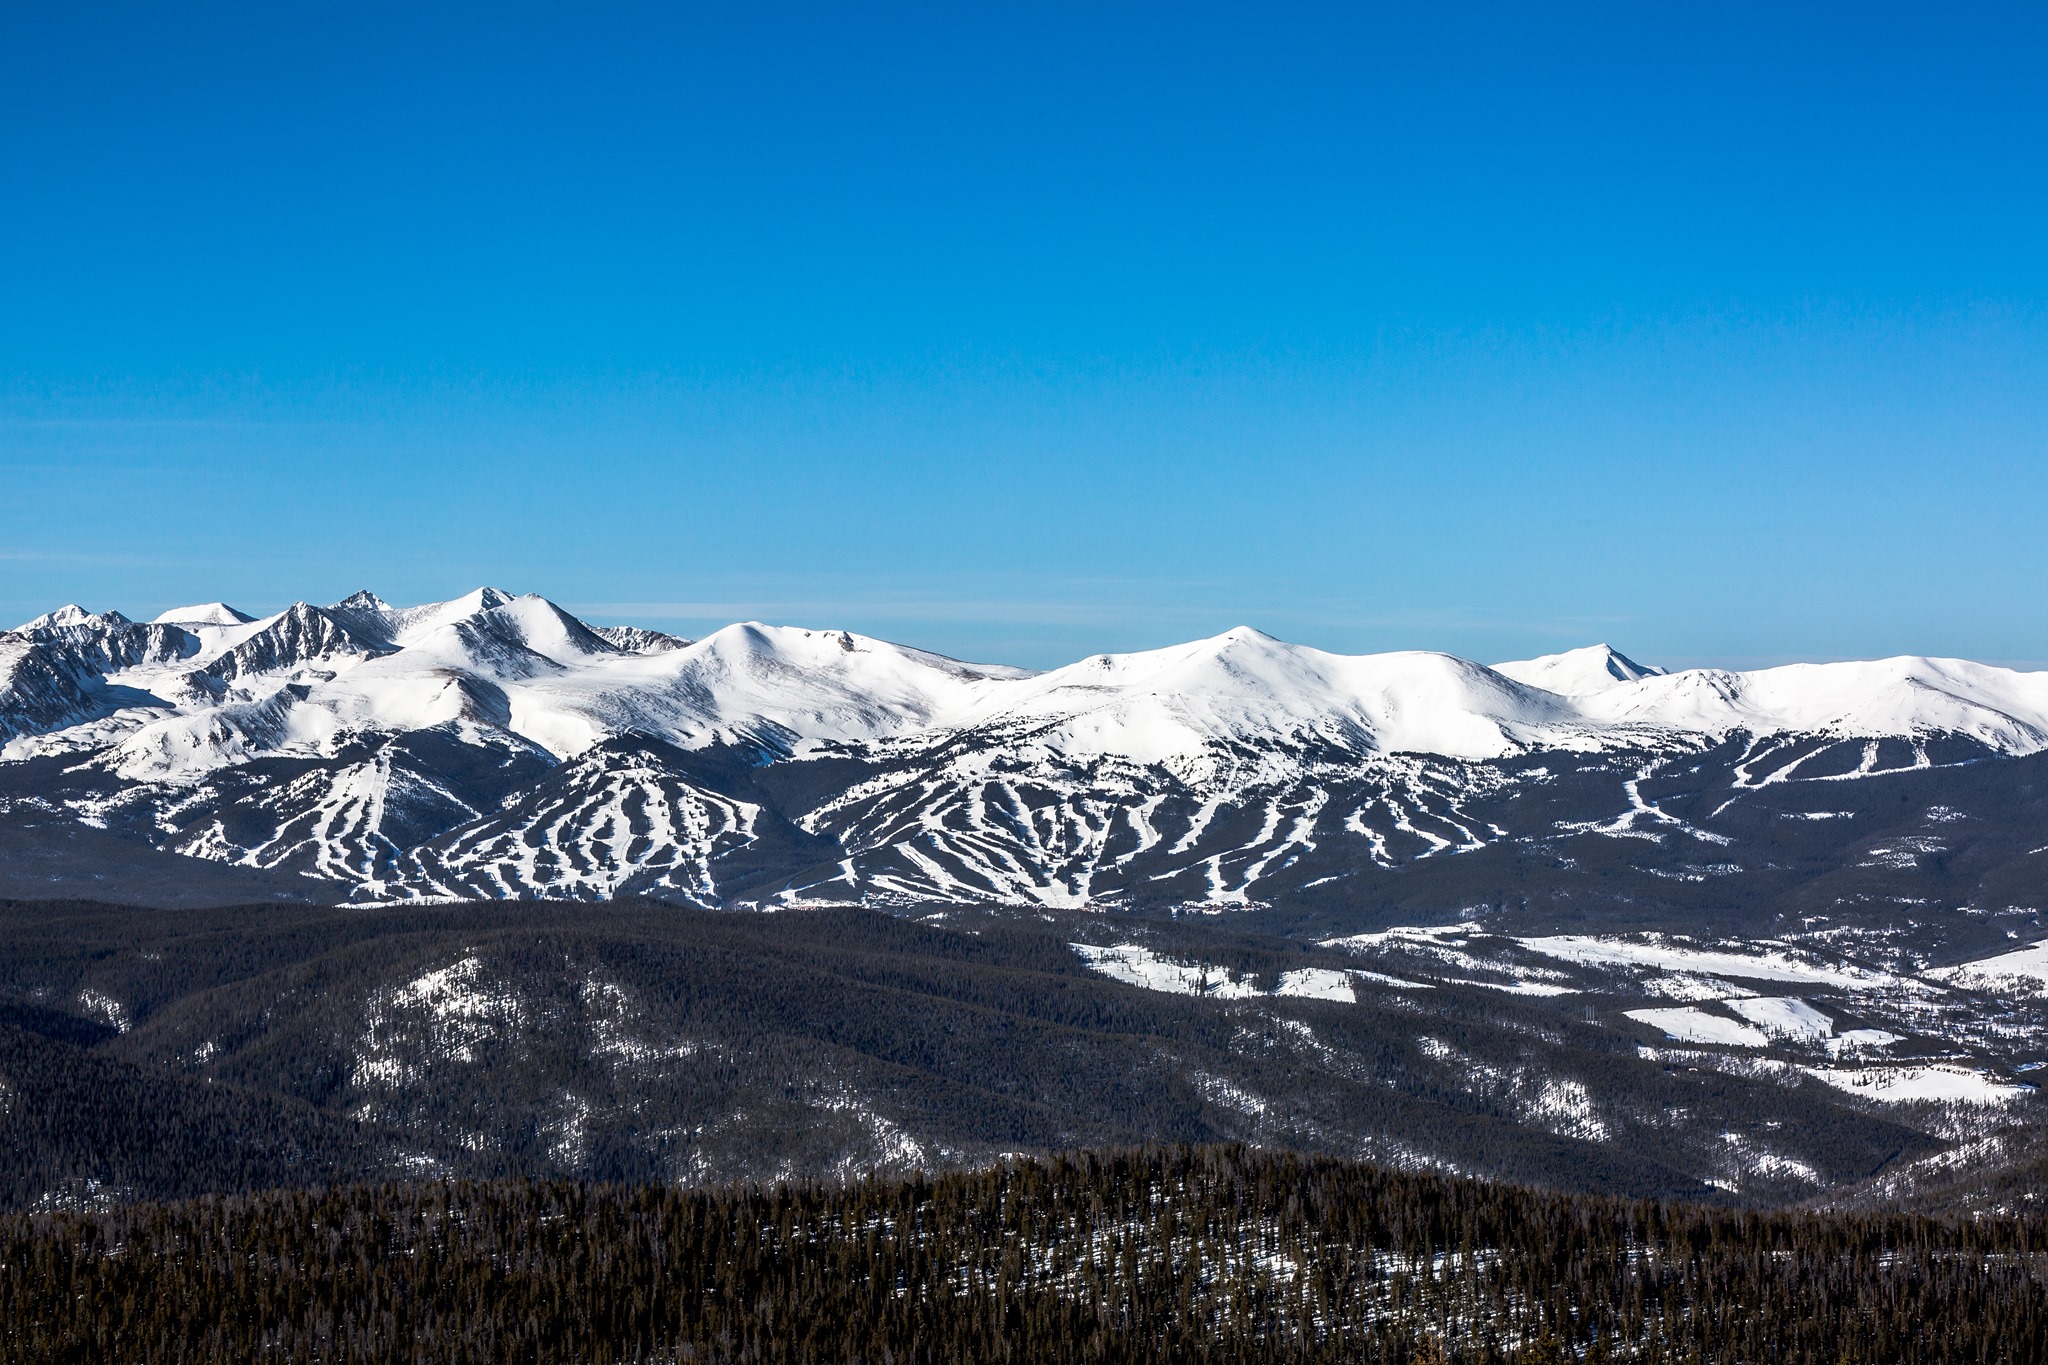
[1490, 644, 1665, 696]
[1826, 1028, 1903, 1057]
[13, 588, 2048, 910]
[352, 955, 525, 1090]
[1726, 996, 1833, 1042]
[390, 956, 511, 1021]
[1074, 945, 1375, 1004]
[1624, 1006, 1771, 1047]
[1524, 1078, 1609, 1142]
[149, 602, 253, 627]
[1718, 1132, 1821, 1185]
[14, 604, 98, 631]
[1636, 974, 1760, 1002]
[1320, 924, 1579, 995]
[1930, 940, 2048, 992]
[1518, 935, 1904, 991]
[943, 628, 1597, 765]
[1273, 968, 1358, 1003]
[1449, 978, 1579, 997]
[14, 591, 2048, 793]
[1072, 943, 1263, 1000]
[76, 988, 129, 1034]
[1801, 1064, 2034, 1106]
[1575, 656, 2048, 757]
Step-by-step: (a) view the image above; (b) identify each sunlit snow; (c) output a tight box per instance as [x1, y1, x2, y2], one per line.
[1519, 935, 1905, 992]
[1931, 941, 2048, 992]
[1726, 996, 1833, 1043]
[1801, 1064, 2034, 1106]
[1624, 1006, 1771, 1048]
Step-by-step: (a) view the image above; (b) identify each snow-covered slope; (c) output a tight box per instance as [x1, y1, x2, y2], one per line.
[15, 605, 103, 633]
[15, 594, 2048, 775]
[945, 628, 1593, 764]
[592, 624, 688, 655]
[1577, 656, 2048, 754]
[5, 588, 2048, 906]
[151, 603, 255, 627]
[0, 633, 102, 744]
[301, 607, 1031, 764]
[1492, 644, 1666, 696]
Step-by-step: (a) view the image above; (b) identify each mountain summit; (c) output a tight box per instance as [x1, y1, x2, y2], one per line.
[1492, 644, 1667, 695]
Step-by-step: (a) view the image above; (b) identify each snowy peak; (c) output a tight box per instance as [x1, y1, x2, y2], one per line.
[415, 593, 616, 671]
[151, 602, 255, 627]
[641, 622, 1031, 751]
[1491, 644, 1667, 696]
[592, 624, 689, 655]
[10, 585, 2048, 911]
[202, 603, 383, 682]
[960, 629, 1585, 763]
[0, 635, 102, 744]
[15, 605, 91, 632]
[320, 592, 394, 643]
[324, 587, 519, 646]
[1580, 655, 2048, 752]
[7, 607, 193, 676]
[15, 604, 132, 636]
[692, 621, 1028, 682]
[6, 590, 2048, 789]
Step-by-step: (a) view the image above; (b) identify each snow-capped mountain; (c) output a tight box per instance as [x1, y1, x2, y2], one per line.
[151, 602, 255, 627]
[3, 587, 2046, 909]
[1491, 643, 1666, 695]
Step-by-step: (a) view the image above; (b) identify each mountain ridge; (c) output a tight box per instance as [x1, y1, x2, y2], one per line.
[3, 587, 2046, 909]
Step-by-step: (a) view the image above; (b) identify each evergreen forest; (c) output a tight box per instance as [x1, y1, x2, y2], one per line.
[3, 1145, 2043, 1364]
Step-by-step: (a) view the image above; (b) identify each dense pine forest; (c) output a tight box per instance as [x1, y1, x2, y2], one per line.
[3, 1145, 2044, 1364]
[1, 895, 1997, 1209]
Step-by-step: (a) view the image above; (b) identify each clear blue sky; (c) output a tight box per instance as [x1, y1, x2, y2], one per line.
[3, 3, 2044, 668]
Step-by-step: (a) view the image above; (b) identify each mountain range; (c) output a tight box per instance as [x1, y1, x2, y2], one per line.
[5, 588, 2048, 1210]
[5, 586, 2045, 910]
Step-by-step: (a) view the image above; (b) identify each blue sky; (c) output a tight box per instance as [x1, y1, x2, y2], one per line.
[3, 3, 2044, 668]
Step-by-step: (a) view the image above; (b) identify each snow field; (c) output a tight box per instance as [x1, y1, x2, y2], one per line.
[1073, 944, 1400, 1005]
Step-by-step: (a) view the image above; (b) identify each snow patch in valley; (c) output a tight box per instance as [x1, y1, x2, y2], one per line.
[1074, 945, 1391, 1004]
[1717, 1132, 1821, 1186]
[1072, 944, 1263, 1000]
[1273, 968, 1358, 1003]
[1726, 996, 1833, 1043]
[1320, 925, 1578, 995]
[1826, 1028, 1903, 1057]
[1519, 935, 1907, 992]
[1931, 940, 2048, 992]
[1524, 1077, 1609, 1142]
[1800, 1064, 2033, 1106]
[1625, 1006, 1771, 1048]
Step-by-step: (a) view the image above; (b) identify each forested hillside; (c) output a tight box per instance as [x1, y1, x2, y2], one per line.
[6, 895, 2011, 1210]
[4, 1146, 2044, 1364]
